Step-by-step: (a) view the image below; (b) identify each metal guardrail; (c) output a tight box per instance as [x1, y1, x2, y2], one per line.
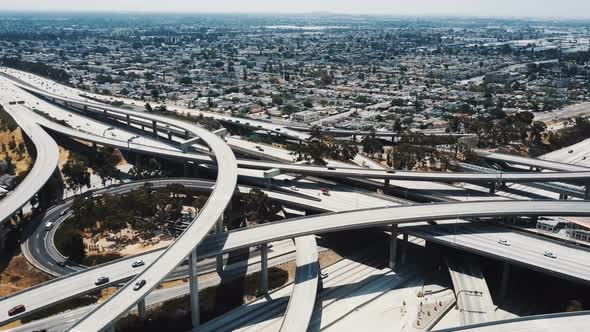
[459, 162, 586, 196]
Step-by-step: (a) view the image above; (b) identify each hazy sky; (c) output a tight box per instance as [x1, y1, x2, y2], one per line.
[0, 0, 589, 19]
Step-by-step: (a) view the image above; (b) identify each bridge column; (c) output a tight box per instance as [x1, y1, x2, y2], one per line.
[401, 233, 408, 265]
[184, 162, 190, 177]
[168, 131, 173, 140]
[152, 121, 158, 138]
[489, 182, 496, 194]
[185, 130, 190, 139]
[216, 216, 224, 273]
[384, 178, 390, 188]
[317, 262, 324, 291]
[559, 193, 568, 200]
[188, 247, 200, 329]
[103, 109, 108, 117]
[585, 185, 590, 200]
[137, 298, 146, 321]
[352, 134, 356, 142]
[500, 262, 510, 299]
[389, 224, 398, 269]
[126, 114, 130, 126]
[260, 243, 269, 294]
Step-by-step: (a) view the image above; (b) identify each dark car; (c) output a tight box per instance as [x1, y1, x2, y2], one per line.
[327, 166, 336, 170]
[56, 261, 67, 267]
[8, 304, 25, 316]
[131, 260, 145, 268]
[386, 170, 395, 174]
[95, 276, 109, 286]
[134, 279, 147, 291]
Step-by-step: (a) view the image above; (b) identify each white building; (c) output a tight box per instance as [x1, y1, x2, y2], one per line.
[291, 110, 320, 123]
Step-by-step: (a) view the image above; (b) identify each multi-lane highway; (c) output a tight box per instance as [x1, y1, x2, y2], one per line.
[403, 222, 590, 285]
[2, 68, 590, 332]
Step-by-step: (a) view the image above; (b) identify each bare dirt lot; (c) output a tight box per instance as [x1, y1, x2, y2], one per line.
[0, 254, 51, 297]
[0, 128, 32, 175]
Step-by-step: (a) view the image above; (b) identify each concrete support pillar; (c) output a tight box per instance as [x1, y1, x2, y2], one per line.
[167, 131, 173, 140]
[559, 193, 568, 200]
[185, 130, 190, 139]
[489, 182, 496, 194]
[389, 224, 398, 269]
[384, 178, 390, 188]
[103, 109, 108, 117]
[137, 298, 146, 321]
[126, 114, 130, 126]
[585, 185, 590, 200]
[500, 262, 510, 299]
[260, 243, 269, 294]
[317, 262, 324, 291]
[92, 142, 97, 150]
[216, 217, 224, 273]
[353, 134, 356, 142]
[83, 105, 88, 111]
[401, 233, 408, 265]
[135, 154, 141, 168]
[152, 120, 158, 138]
[184, 162, 190, 177]
[188, 247, 200, 329]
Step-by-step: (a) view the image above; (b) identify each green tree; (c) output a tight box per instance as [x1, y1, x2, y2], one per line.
[61, 231, 86, 263]
[179, 77, 193, 85]
[242, 189, 281, 225]
[62, 156, 91, 193]
[361, 131, 384, 156]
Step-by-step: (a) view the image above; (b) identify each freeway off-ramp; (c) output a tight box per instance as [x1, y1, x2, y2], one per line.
[2, 69, 590, 331]
[68, 199, 590, 331]
[3, 199, 590, 329]
[0, 107, 59, 226]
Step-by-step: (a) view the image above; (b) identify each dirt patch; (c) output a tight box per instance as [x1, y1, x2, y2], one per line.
[97, 286, 119, 301]
[56, 147, 70, 168]
[157, 279, 188, 290]
[0, 320, 22, 330]
[0, 128, 32, 175]
[318, 249, 343, 269]
[0, 255, 51, 297]
[83, 226, 172, 258]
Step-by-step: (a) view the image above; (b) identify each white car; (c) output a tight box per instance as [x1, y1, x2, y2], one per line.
[544, 251, 557, 259]
[290, 186, 299, 191]
[44, 222, 55, 231]
[497, 238, 510, 246]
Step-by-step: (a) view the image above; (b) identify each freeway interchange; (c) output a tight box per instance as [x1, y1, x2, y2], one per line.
[1, 69, 590, 331]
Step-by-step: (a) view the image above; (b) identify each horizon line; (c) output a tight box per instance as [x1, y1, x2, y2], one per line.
[0, 9, 589, 21]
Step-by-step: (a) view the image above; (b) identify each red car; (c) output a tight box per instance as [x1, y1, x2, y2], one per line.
[8, 304, 25, 316]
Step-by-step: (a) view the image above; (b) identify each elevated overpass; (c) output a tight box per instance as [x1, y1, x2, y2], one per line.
[0, 106, 59, 248]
